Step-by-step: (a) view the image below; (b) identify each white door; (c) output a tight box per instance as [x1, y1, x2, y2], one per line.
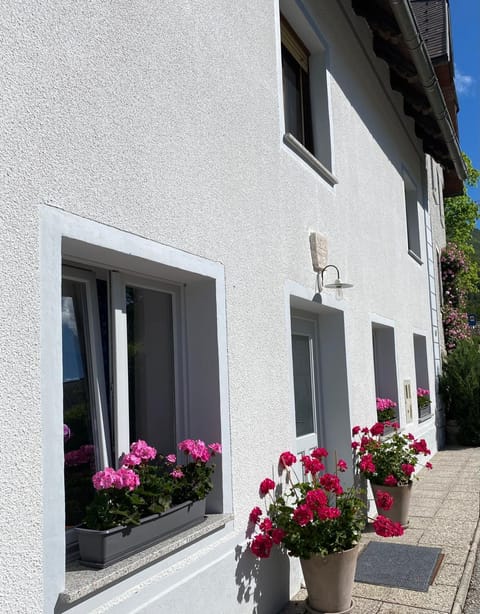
[291, 316, 322, 460]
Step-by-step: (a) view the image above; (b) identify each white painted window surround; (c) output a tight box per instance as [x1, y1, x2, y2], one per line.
[40, 206, 232, 609]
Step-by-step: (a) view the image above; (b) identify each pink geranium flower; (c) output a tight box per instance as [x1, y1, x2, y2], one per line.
[170, 469, 184, 479]
[122, 453, 142, 466]
[115, 467, 140, 491]
[130, 439, 157, 462]
[208, 442, 222, 455]
[178, 439, 211, 462]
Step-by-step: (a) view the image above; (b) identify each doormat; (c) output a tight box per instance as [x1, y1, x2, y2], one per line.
[355, 542, 443, 592]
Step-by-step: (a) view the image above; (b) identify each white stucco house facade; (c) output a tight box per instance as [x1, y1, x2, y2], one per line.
[1, 1, 464, 612]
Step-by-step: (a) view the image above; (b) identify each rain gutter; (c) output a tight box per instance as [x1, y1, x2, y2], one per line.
[388, 0, 466, 180]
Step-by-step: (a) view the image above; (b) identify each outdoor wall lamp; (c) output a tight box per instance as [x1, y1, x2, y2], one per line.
[317, 264, 353, 300]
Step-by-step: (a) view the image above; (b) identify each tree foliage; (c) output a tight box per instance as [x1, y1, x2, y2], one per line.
[444, 153, 479, 294]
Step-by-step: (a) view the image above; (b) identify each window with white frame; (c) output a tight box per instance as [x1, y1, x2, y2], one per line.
[62, 254, 225, 538]
[280, 4, 334, 183]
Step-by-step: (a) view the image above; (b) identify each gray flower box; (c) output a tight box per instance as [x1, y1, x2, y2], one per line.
[76, 499, 206, 568]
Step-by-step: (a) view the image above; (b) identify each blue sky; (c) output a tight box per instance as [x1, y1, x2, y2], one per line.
[449, 0, 480, 225]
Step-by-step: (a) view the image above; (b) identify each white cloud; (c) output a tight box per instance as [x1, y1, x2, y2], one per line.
[455, 65, 475, 95]
[62, 296, 78, 336]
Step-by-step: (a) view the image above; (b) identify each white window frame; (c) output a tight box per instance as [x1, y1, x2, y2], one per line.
[291, 314, 323, 457]
[40, 206, 232, 611]
[110, 272, 186, 459]
[62, 266, 111, 469]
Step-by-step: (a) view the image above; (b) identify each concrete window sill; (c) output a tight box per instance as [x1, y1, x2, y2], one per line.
[283, 133, 338, 186]
[58, 514, 233, 611]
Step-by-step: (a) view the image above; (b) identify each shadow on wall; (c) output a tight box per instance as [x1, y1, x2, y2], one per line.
[235, 542, 291, 613]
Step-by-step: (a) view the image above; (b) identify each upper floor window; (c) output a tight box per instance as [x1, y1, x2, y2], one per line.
[404, 176, 422, 262]
[279, 7, 336, 184]
[281, 16, 314, 154]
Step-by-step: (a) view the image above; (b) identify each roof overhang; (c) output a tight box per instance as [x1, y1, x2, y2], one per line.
[352, 0, 466, 196]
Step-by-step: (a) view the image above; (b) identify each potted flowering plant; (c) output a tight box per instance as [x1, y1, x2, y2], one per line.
[376, 397, 397, 423]
[76, 438, 221, 568]
[248, 448, 403, 613]
[417, 387, 431, 419]
[352, 422, 432, 527]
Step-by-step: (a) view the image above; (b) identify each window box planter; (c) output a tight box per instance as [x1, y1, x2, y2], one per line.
[76, 499, 206, 568]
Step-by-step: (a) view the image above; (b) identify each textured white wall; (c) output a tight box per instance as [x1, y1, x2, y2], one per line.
[1, 0, 440, 612]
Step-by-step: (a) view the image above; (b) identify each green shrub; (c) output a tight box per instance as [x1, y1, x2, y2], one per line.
[440, 338, 480, 445]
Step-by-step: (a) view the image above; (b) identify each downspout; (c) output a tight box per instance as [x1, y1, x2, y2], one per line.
[388, 0, 466, 181]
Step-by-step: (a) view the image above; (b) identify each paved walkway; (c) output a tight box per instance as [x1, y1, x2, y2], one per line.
[279, 446, 480, 614]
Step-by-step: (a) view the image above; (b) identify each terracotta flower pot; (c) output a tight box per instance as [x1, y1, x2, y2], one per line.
[300, 545, 359, 613]
[371, 482, 412, 528]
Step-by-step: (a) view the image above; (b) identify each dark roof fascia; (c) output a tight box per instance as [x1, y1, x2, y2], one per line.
[352, 0, 466, 193]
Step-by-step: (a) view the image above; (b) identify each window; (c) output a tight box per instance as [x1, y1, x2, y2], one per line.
[413, 334, 431, 421]
[404, 177, 421, 261]
[291, 315, 322, 458]
[62, 267, 187, 531]
[279, 6, 335, 183]
[59, 241, 228, 553]
[63, 269, 110, 529]
[288, 299, 351, 470]
[372, 323, 399, 420]
[281, 16, 314, 154]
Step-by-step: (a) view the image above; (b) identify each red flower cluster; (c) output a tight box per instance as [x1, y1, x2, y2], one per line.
[279, 451, 297, 468]
[410, 439, 431, 455]
[375, 490, 394, 511]
[319, 473, 343, 495]
[301, 455, 324, 474]
[373, 515, 404, 537]
[359, 453, 376, 474]
[352, 422, 432, 486]
[259, 478, 275, 495]
[248, 447, 407, 560]
[249, 507, 285, 558]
